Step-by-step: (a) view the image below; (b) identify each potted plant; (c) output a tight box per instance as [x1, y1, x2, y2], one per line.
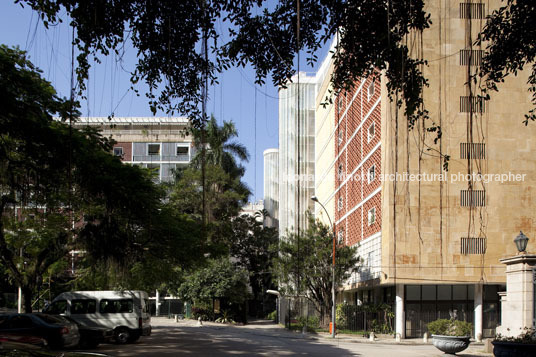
[427, 315, 472, 355]
[492, 327, 536, 357]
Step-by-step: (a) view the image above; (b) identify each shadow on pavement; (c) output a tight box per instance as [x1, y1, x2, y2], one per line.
[96, 323, 361, 356]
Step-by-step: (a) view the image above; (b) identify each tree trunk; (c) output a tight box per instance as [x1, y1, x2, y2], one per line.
[22, 286, 33, 313]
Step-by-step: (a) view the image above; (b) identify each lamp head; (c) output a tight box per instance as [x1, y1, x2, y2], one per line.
[311, 195, 318, 202]
[514, 231, 529, 253]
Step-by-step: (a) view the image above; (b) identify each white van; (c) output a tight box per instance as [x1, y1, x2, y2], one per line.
[45, 290, 151, 344]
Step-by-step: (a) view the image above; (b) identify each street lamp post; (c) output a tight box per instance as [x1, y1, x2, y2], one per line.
[311, 195, 336, 338]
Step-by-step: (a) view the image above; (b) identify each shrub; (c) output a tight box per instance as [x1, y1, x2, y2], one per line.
[427, 319, 472, 336]
[266, 310, 277, 321]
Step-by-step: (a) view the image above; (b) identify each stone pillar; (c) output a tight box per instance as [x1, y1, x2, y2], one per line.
[155, 290, 160, 317]
[496, 254, 536, 337]
[474, 284, 483, 341]
[395, 284, 405, 338]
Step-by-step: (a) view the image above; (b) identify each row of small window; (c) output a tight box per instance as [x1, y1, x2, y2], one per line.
[337, 198, 376, 225]
[113, 144, 190, 157]
[338, 122, 375, 146]
[338, 164, 376, 183]
[336, 208, 376, 244]
[48, 298, 133, 315]
[337, 81, 376, 115]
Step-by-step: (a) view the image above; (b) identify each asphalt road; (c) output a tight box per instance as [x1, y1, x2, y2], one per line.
[89, 318, 492, 356]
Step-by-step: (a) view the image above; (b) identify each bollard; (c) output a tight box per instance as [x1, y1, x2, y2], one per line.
[369, 332, 375, 341]
[476, 332, 482, 343]
[197, 317, 203, 327]
[175, 314, 178, 322]
[423, 332, 428, 343]
[395, 333, 401, 342]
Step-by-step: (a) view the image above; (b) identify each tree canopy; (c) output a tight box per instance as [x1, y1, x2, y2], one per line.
[19, 0, 430, 127]
[479, 0, 536, 124]
[0, 45, 187, 310]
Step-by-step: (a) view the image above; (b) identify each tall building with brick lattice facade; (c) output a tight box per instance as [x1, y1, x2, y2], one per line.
[314, 0, 536, 339]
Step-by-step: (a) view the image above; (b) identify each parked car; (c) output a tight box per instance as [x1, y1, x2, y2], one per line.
[62, 316, 113, 349]
[0, 339, 112, 356]
[0, 313, 80, 349]
[45, 290, 151, 344]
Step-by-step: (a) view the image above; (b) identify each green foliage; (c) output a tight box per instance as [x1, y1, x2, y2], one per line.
[22, 1, 431, 130]
[336, 303, 394, 334]
[230, 211, 278, 311]
[479, 0, 536, 124]
[192, 306, 214, 322]
[272, 213, 360, 318]
[266, 310, 277, 321]
[190, 115, 250, 179]
[215, 309, 235, 324]
[427, 319, 472, 337]
[178, 258, 250, 305]
[0, 45, 172, 310]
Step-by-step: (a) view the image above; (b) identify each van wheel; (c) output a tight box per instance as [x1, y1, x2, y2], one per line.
[114, 328, 131, 344]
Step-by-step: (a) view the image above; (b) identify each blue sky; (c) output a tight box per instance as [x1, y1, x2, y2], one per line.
[0, 1, 329, 202]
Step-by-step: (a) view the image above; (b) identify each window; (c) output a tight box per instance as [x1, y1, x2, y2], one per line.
[338, 229, 344, 244]
[460, 190, 486, 207]
[47, 300, 68, 315]
[461, 237, 487, 254]
[460, 2, 485, 19]
[460, 96, 485, 113]
[71, 299, 97, 314]
[460, 49, 483, 66]
[176, 145, 189, 156]
[338, 196, 343, 211]
[367, 81, 375, 101]
[368, 165, 376, 183]
[338, 97, 343, 114]
[460, 143, 485, 159]
[338, 164, 344, 178]
[338, 129, 343, 146]
[9, 315, 33, 329]
[368, 207, 376, 225]
[147, 143, 160, 156]
[368, 122, 375, 142]
[100, 299, 134, 314]
[113, 147, 123, 157]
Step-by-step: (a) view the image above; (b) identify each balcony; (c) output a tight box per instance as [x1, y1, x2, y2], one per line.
[132, 154, 190, 162]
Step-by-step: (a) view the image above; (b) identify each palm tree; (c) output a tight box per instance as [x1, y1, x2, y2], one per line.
[191, 115, 250, 178]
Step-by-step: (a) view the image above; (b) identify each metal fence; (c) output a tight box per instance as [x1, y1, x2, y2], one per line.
[278, 296, 322, 330]
[336, 304, 394, 334]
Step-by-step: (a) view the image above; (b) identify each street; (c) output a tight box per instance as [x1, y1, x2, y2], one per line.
[90, 318, 492, 356]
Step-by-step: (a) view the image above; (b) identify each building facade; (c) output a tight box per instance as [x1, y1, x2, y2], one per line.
[314, 0, 536, 339]
[278, 73, 317, 238]
[263, 149, 279, 228]
[73, 117, 192, 182]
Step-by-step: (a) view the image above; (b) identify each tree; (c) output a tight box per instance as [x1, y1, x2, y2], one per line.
[190, 115, 250, 179]
[20, 0, 430, 128]
[177, 258, 250, 308]
[230, 210, 278, 317]
[272, 214, 360, 323]
[479, 0, 536, 124]
[0, 45, 165, 311]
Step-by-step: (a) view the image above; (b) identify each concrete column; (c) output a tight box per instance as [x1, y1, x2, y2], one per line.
[474, 284, 483, 341]
[496, 254, 536, 338]
[395, 284, 405, 338]
[155, 290, 160, 317]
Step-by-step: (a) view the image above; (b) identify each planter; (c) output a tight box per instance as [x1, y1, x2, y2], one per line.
[492, 341, 536, 357]
[431, 335, 471, 355]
